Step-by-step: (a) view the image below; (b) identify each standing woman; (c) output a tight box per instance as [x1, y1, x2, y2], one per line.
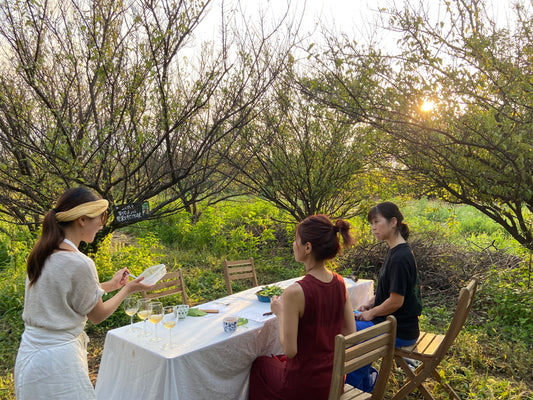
[15, 187, 152, 400]
[249, 214, 357, 400]
[356, 201, 422, 347]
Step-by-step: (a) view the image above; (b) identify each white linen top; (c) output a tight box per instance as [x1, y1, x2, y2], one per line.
[22, 251, 104, 336]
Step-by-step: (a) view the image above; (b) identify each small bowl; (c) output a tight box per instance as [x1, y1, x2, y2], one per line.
[255, 291, 271, 303]
[138, 264, 166, 285]
[223, 316, 238, 333]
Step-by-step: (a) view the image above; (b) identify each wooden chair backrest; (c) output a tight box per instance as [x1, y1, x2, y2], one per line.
[435, 277, 478, 361]
[329, 315, 397, 400]
[141, 269, 188, 304]
[223, 258, 258, 295]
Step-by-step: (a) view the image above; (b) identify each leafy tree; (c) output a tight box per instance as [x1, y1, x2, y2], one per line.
[0, 0, 295, 243]
[302, 0, 533, 249]
[229, 68, 375, 221]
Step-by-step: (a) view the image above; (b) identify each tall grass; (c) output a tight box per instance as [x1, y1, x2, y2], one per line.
[0, 197, 531, 399]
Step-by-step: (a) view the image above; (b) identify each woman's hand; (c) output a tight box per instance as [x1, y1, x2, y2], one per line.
[124, 276, 153, 294]
[270, 295, 283, 317]
[101, 267, 130, 293]
[356, 309, 374, 321]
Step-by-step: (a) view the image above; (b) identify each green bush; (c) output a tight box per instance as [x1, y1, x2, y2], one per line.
[478, 266, 533, 345]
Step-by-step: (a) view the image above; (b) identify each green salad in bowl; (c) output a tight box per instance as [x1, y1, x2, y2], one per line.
[256, 285, 284, 302]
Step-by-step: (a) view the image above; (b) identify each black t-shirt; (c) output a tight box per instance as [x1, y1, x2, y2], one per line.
[372, 243, 422, 340]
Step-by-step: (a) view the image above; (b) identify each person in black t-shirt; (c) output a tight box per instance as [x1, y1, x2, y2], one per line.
[356, 201, 422, 346]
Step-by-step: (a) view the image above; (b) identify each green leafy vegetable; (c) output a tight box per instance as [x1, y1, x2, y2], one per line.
[187, 308, 207, 317]
[257, 285, 284, 297]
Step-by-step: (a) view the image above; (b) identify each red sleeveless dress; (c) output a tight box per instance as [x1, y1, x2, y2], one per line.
[249, 273, 346, 400]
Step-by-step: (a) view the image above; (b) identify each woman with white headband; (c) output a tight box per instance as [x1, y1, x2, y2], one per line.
[14, 187, 152, 400]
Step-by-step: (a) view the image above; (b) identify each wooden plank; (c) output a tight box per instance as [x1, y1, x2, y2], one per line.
[340, 384, 370, 399]
[345, 334, 391, 359]
[229, 272, 255, 280]
[412, 332, 441, 355]
[225, 259, 253, 267]
[345, 347, 389, 373]
[228, 266, 254, 274]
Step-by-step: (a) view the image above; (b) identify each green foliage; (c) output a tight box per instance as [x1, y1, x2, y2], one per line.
[401, 198, 524, 254]
[478, 266, 533, 345]
[0, 228, 28, 398]
[128, 198, 285, 258]
[0, 198, 531, 399]
[87, 233, 165, 333]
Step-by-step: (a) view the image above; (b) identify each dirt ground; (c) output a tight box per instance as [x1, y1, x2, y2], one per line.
[88, 332, 106, 386]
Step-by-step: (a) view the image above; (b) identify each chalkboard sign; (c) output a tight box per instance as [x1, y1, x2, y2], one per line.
[115, 202, 149, 224]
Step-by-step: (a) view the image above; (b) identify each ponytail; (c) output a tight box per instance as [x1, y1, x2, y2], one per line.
[399, 221, 410, 241]
[27, 210, 65, 286]
[334, 219, 355, 248]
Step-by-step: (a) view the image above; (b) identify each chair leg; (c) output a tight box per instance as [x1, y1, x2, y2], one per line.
[431, 369, 461, 400]
[392, 356, 436, 400]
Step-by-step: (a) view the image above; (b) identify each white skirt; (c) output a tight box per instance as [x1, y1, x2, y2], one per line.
[14, 326, 95, 400]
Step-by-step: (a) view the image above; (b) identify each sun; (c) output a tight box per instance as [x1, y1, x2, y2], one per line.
[420, 99, 435, 112]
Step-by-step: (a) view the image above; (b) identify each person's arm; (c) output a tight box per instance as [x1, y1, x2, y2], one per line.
[341, 288, 357, 336]
[357, 292, 403, 321]
[87, 277, 151, 324]
[271, 283, 303, 359]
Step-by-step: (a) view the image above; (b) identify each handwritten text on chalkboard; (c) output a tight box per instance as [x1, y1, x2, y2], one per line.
[115, 202, 149, 224]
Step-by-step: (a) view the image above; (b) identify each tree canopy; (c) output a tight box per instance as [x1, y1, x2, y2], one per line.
[229, 67, 375, 221]
[0, 0, 295, 237]
[301, 0, 533, 249]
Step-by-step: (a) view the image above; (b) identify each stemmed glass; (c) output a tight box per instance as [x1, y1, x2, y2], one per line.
[123, 296, 140, 332]
[161, 306, 178, 350]
[137, 299, 152, 336]
[149, 301, 164, 342]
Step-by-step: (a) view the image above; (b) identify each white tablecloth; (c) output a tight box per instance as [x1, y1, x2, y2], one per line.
[94, 277, 373, 400]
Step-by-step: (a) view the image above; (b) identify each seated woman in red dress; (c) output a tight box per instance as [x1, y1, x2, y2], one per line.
[249, 214, 357, 400]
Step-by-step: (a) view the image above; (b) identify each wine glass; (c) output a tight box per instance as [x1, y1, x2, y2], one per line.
[149, 301, 164, 342]
[123, 296, 140, 332]
[137, 299, 152, 336]
[161, 306, 178, 350]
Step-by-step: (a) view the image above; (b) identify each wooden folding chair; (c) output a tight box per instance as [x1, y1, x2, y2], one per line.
[392, 277, 479, 400]
[223, 258, 258, 295]
[329, 315, 397, 400]
[141, 269, 188, 305]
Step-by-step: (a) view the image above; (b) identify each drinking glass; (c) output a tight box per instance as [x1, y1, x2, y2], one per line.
[137, 299, 152, 336]
[161, 306, 178, 350]
[123, 296, 140, 332]
[149, 301, 164, 342]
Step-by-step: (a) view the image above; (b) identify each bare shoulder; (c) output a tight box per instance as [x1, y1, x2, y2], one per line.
[283, 282, 304, 299]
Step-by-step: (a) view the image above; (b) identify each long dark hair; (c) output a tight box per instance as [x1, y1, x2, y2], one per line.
[367, 201, 410, 240]
[296, 214, 355, 262]
[27, 187, 101, 286]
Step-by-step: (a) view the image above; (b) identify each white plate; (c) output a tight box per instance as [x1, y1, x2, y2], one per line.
[138, 264, 166, 285]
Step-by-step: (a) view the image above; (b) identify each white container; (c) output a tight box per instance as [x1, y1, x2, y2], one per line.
[138, 264, 166, 285]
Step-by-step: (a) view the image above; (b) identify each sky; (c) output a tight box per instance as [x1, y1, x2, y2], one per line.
[194, 0, 519, 50]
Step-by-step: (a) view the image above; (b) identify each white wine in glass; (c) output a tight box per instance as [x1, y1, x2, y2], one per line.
[161, 306, 178, 350]
[137, 299, 152, 336]
[123, 297, 140, 332]
[149, 301, 164, 342]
